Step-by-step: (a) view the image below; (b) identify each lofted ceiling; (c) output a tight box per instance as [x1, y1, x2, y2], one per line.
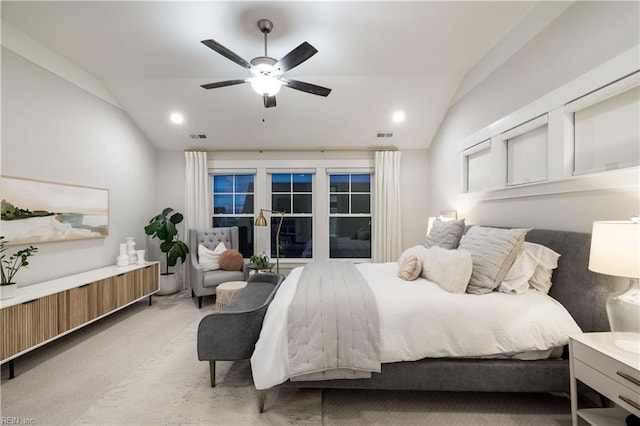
[1, 1, 541, 151]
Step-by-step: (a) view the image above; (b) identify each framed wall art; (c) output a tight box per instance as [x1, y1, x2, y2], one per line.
[1, 176, 109, 245]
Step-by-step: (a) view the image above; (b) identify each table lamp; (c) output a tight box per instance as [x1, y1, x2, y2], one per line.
[588, 219, 640, 353]
[255, 209, 285, 274]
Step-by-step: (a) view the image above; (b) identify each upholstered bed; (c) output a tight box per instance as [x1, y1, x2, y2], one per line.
[251, 228, 613, 409]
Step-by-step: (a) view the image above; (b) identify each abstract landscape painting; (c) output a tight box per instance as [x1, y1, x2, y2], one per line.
[1, 176, 109, 245]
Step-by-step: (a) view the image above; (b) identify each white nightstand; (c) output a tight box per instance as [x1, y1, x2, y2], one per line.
[569, 332, 640, 426]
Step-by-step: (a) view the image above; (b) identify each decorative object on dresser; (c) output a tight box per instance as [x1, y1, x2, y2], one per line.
[0, 236, 38, 300]
[126, 237, 137, 264]
[255, 209, 285, 274]
[144, 207, 189, 295]
[116, 243, 129, 266]
[589, 218, 640, 353]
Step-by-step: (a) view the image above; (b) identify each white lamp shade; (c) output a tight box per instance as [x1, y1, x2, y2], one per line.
[589, 221, 640, 278]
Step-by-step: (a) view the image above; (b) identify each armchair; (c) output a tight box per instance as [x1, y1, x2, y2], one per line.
[189, 227, 249, 308]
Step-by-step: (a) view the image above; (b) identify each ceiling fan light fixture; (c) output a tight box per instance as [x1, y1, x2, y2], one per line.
[250, 75, 282, 96]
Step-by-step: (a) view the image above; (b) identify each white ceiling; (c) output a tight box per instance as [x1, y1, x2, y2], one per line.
[1, 1, 540, 151]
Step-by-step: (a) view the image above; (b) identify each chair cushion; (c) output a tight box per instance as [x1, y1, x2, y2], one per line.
[202, 270, 245, 288]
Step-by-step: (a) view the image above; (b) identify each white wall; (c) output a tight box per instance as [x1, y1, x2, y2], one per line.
[427, 2, 640, 232]
[1, 48, 158, 286]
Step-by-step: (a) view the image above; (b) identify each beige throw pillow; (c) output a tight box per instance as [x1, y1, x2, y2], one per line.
[198, 242, 227, 271]
[398, 255, 422, 281]
[459, 226, 528, 295]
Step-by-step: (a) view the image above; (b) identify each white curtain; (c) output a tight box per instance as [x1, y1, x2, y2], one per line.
[373, 150, 402, 262]
[183, 151, 210, 289]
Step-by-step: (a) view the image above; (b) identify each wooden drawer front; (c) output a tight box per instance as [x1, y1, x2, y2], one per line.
[140, 264, 158, 295]
[58, 285, 93, 332]
[115, 273, 134, 306]
[96, 277, 117, 316]
[132, 269, 145, 300]
[575, 359, 640, 416]
[2, 295, 58, 359]
[573, 339, 640, 393]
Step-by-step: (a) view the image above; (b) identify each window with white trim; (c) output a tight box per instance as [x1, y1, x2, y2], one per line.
[463, 141, 492, 193]
[505, 115, 548, 186]
[568, 71, 639, 175]
[212, 174, 255, 257]
[270, 173, 313, 259]
[328, 173, 372, 259]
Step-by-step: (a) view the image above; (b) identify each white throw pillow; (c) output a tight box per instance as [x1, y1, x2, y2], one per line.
[524, 242, 560, 294]
[498, 248, 538, 294]
[398, 255, 422, 281]
[198, 242, 227, 271]
[420, 246, 472, 294]
[398, 245, 429, 264]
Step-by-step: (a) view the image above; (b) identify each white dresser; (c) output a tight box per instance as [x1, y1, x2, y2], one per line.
[569, 332, 640, 426]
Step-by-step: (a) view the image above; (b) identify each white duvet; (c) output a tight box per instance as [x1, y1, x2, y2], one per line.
[250, 262, 582, 390]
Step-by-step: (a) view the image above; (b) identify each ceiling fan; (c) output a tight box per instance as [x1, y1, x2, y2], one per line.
[200, 19, 331, 108]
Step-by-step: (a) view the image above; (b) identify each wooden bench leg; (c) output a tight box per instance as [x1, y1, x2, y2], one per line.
[209, 360, 216, 387]
[259, 389, 267, 413]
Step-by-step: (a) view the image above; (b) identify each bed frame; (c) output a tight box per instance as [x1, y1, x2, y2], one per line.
[274, 229, 613, 400]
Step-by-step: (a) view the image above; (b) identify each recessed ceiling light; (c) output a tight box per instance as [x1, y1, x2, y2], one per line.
[170, 112, 184, 125]
[392, 111, 405, 123]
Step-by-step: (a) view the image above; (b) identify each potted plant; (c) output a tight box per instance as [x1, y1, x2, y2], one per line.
[0, 236, 38, 299]
[250, 253, 269, 267]
[144, 207, 189, 295]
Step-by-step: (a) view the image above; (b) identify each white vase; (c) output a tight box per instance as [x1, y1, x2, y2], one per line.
[136, 249, 146, 265]
[0, 283, 17, 300]
[117, 243, 129, 266]
[126, 237, 137, 264]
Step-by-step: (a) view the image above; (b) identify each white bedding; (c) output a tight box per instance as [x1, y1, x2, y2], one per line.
[250, 262, 582, 390]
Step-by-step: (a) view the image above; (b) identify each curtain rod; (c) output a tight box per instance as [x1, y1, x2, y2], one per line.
[185, 146, 398, 153]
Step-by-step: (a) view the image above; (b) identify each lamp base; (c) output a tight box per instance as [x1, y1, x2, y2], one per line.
[606, 278, 640, 353]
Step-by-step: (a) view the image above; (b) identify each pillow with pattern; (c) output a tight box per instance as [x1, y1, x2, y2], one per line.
[425, 218, 466, 250]
[398, 255, 422, 281]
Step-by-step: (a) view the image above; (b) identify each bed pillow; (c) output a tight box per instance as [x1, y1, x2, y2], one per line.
[425, 218, 466, 250]
[219, 248, 244, 271]
[198, 242, 227, 271]
[524, 242, 560, 294]
[459, 226, 528, 294]
[398, 255, 422, 281]
[497, 248, 538, 294]
[420, 246, 472, 294]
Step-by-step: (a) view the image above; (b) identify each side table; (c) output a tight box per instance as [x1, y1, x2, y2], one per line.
[569, 332, 640, 426]
[215, 281, 247, 310]
[248, 262, 275, 273]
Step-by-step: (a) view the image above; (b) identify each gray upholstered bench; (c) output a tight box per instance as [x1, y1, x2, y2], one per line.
[197, 272, 284, 387]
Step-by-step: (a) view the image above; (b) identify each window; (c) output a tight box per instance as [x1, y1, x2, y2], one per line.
[329, 174, 371, 258]
[270, 173, 313, 259]
[505, 115, 548, 186]
[212, 174, 255, 257]
[569, 72, 639, 175]
[463, 141, 492, 192]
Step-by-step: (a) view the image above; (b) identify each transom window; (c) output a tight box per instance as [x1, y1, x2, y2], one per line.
[329, 174, 371, 259]
[212, 174, 255, 257]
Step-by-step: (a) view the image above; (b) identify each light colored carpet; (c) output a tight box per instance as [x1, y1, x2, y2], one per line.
[1, 290, 573, 425]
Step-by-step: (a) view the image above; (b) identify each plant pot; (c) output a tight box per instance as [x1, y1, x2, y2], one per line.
[157, 273, 180, 296]
[1, 283, 18, 300]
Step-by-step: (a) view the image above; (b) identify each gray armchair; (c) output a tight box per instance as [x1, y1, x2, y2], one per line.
[189, 227, 249, 308]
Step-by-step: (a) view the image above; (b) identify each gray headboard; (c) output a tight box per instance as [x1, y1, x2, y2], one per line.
[525, 229, 611, 333]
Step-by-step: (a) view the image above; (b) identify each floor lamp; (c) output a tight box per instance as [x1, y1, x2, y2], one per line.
[255, 209, 285, 274]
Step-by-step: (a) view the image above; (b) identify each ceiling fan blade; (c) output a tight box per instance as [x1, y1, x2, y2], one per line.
[201, 39, 252, 70]
[274, 42, 318, 73]
[200, 79, 248, 90]
[281, 79, 332, 97]
[263, 95, 277, 108]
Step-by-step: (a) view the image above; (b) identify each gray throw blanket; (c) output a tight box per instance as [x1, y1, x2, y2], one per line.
[287, 260, 381, 381]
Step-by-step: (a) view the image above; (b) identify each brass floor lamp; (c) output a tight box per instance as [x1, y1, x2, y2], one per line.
[255, 209, 285, 274]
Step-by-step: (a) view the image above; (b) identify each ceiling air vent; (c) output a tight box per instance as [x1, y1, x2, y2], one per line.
[189, 133, 208, 139]
[376, 131, 394, 138]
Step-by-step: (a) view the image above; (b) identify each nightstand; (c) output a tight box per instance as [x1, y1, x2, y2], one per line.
[569, 332, 640, 426]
